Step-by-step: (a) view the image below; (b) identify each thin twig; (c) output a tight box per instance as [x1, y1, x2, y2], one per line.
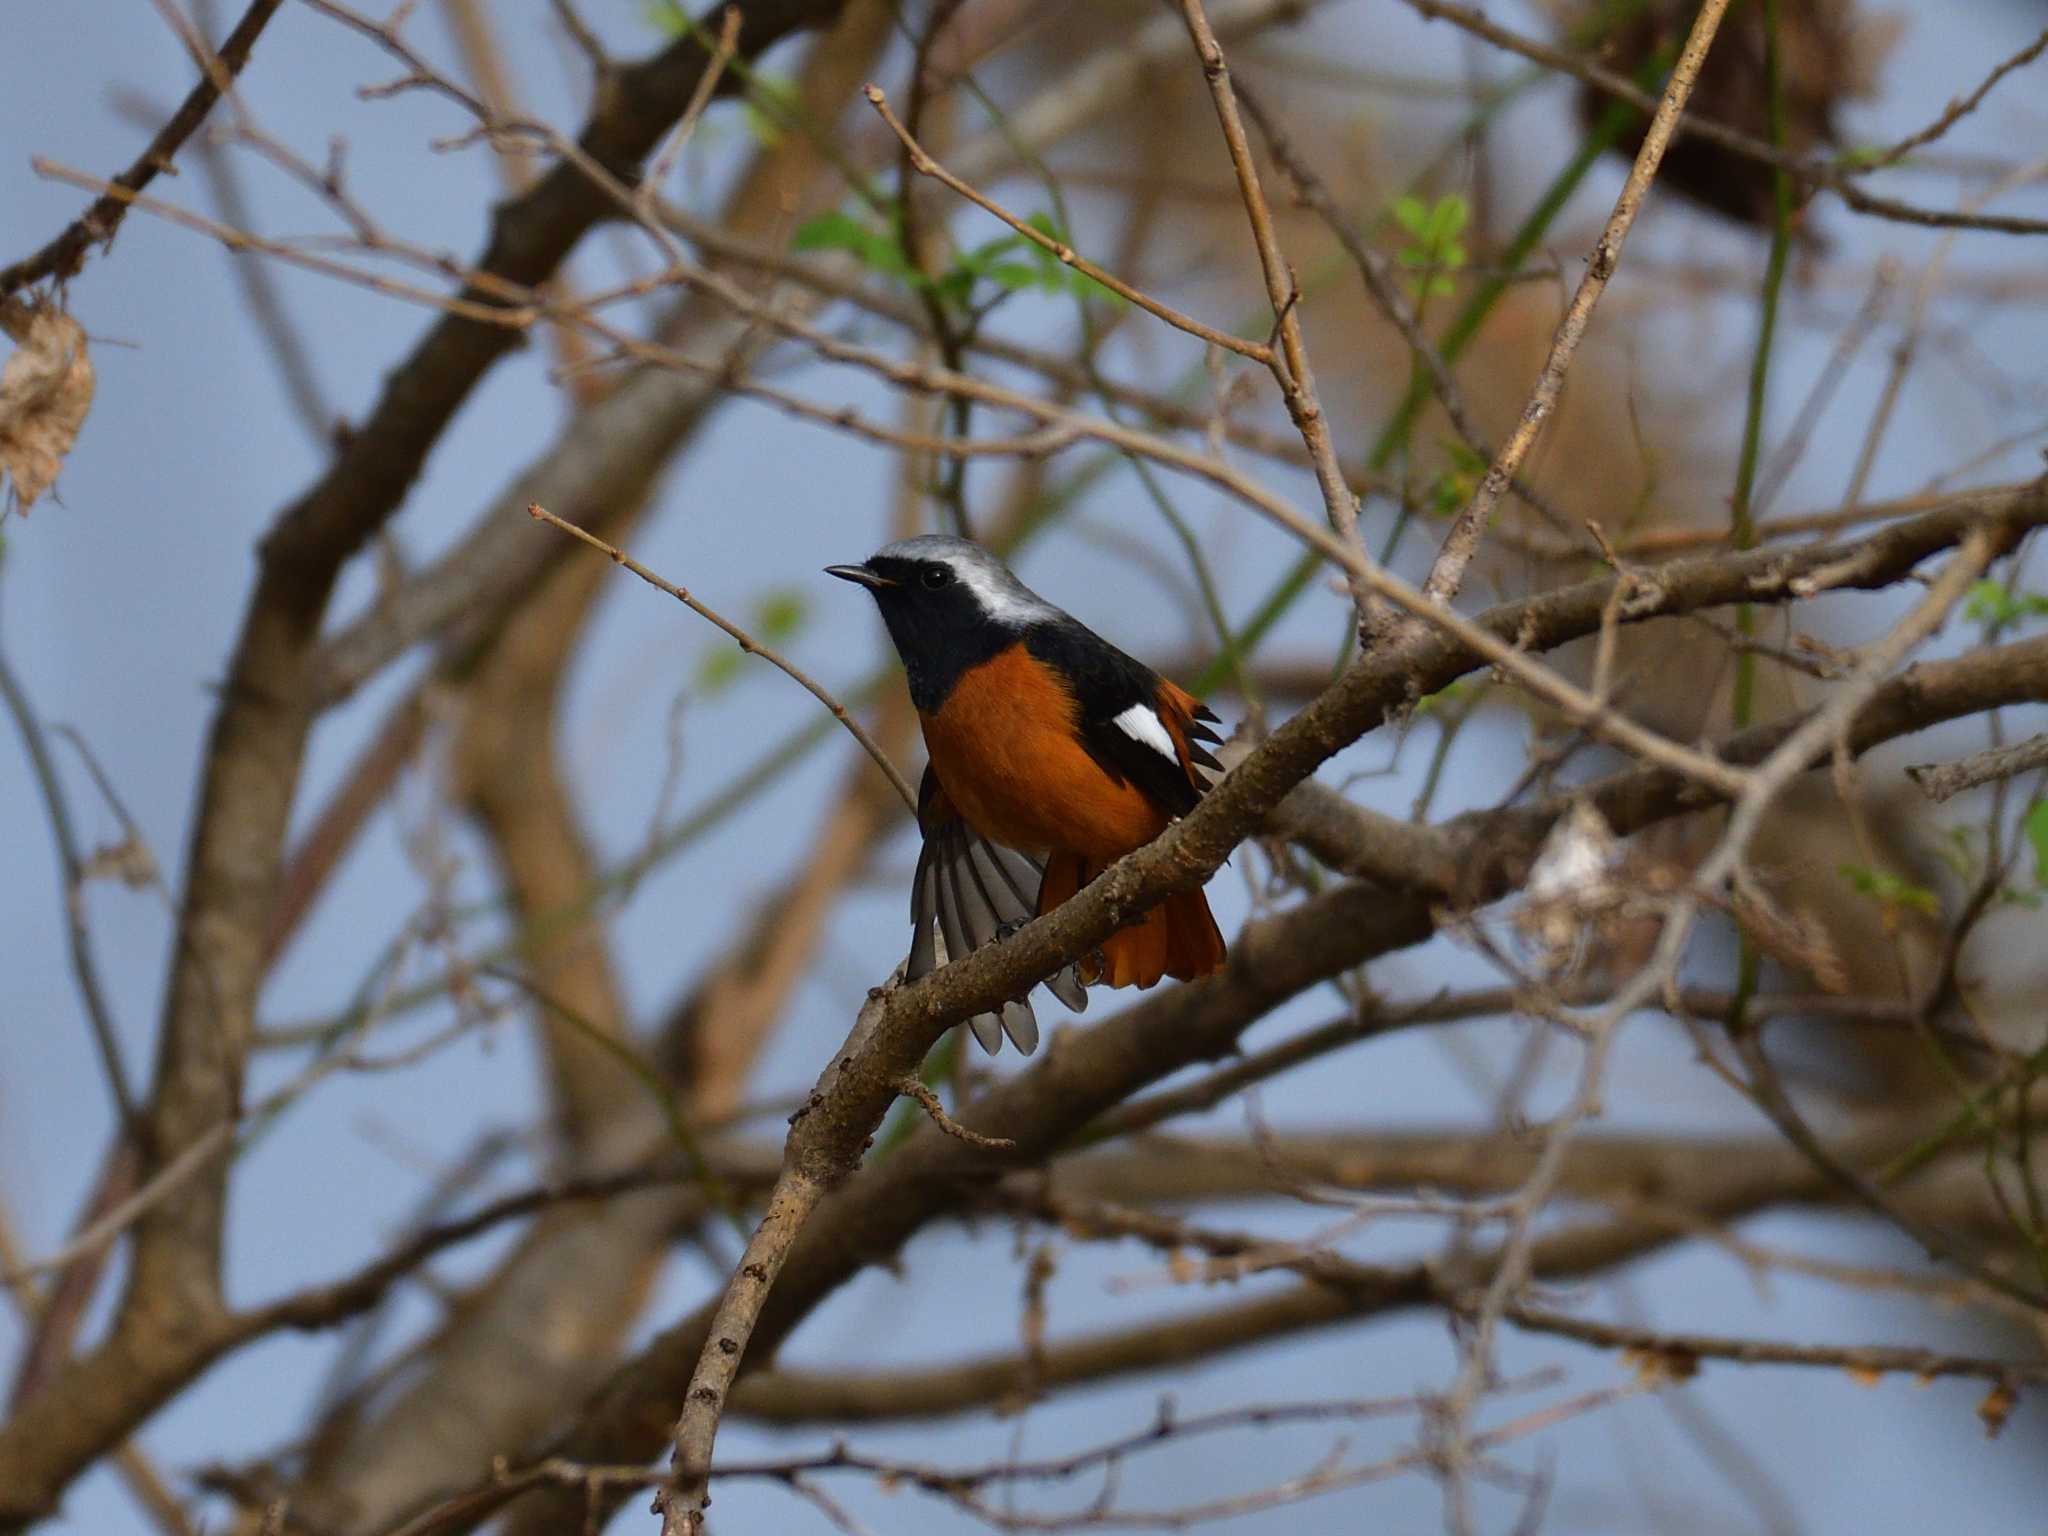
[1176, 0, 1377, 628]
[897, 1079, 1017, 1151]
[1398, 0, 2048, 238]
[1860, 26, 2048, 174]
[525, 503, 917, 813]
[1428, 0, 1736, 612]
[0, 0, 285, 297]
[1907, 732, 2048, 802]
[640, 6, 743, 214]
[863, 85, 1274, 364]
[0, 644, 139, 1132]
[1501, 1301, 2048, 1386]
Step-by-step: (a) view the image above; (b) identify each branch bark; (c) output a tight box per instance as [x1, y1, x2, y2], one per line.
[490, 490, 2047, 1536]
[0, 0, 285, 299]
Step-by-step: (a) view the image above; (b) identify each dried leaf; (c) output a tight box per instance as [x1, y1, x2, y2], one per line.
[0, 301, 95, 514]
[1622, 1344, 1700, 1388]
[78, 834, 158, 890]
[1731, 886, 1852, 994]
[1516, 800, 1624, 975]
[1526, 800, 1620, 904]
[1977, 1380, 2018, 1439]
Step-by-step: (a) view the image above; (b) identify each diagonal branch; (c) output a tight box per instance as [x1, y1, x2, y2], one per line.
[511, 491, 2045, 1536]
[1422, 0, 1734, 612]
[1175, 0, 1376, 627]
[0, 0, 285, 298]
[527, 503, 917, 811]
[0, 7, 856, 1529]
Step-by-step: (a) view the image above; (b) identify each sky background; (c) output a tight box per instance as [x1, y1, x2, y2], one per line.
[5, 0, 2048, 1531]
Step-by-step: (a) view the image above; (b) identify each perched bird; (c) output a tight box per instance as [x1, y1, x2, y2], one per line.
[827, 536, 1227, 1053]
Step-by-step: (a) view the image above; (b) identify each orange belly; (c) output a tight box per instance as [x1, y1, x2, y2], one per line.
[918, 645, 1166, 860]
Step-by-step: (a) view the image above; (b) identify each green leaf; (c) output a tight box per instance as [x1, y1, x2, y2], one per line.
[1933, 823, 1978, 882]
[1964, 579, 2048, 630]
[741, 75, 800, 147]
[956, 232, 1030, 272]
[694, 647, 743, 696]
[975, 260, 1051, 293]
[2026, 799, 2048, 889]
[752, 587, 809, 644]
[1839, 862, 1939, 916]
[1024, 210, 1069, 244]
[1426, 438, 1487, 518]
[1392, 195, 1429, 236]
[790, 208, 919, 283]
[642, 0, 688, 36]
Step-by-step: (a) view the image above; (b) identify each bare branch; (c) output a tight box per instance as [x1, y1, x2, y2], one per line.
[0, 0, 285, 298]
[1907, 732, 2048, 802]
[1423, 0, 1735, 612]
[527, 502, 917, 813]
[863, 85, 1275, 364]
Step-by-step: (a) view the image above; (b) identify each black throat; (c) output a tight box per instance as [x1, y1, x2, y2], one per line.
[877, 598, 1022, 713]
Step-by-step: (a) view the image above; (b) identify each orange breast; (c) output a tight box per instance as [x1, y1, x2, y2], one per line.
[920, 644, 1166, 859]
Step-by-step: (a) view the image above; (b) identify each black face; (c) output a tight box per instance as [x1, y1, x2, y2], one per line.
[826, 555, 1015, 712]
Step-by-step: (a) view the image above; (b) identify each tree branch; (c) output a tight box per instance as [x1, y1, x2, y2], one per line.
[0, 0, 285, 298]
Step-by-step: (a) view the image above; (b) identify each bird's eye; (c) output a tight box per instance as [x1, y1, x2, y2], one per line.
[920, 565, 954, 590]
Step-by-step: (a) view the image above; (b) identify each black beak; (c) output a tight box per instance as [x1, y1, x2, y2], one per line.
[825, 563, 892, 591]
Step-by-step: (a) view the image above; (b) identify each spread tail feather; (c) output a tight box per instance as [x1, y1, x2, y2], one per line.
[908, 819, 1085, 1054]
[1040, 852, 1227, 990]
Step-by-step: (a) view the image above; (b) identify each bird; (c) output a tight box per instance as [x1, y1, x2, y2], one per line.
[827, 535, 1227, 1054]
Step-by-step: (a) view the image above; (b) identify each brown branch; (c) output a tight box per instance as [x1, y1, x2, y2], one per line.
[0, 7, 856, 1527]
[0, 0, 285, 298]
[897, 1079, 1018, 1151]
[263, 689, 426, 968]
[1176, 0, 1377, 627]
[1499, 1302, 2048, 1387]
[1907, 731, 2048, 803]
[862, 85, 1273, 364]
[1424, 0, 1734, 613]
[488, 498, 2046, 1535]
[1399, 0, 2048, 238]
[716, 1129, 1920, 1427]
[0, 1195, 197, 1536]
[527, 503, 917, 812]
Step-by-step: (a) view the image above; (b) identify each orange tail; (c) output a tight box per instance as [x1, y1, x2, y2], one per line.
[1040, 853, 1227, 990]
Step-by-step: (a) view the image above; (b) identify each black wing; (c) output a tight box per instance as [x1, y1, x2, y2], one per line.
[1024, 620, 1221, 818]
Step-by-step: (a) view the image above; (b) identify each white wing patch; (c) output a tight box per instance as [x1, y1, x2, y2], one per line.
[1113, 702, 1178, 763]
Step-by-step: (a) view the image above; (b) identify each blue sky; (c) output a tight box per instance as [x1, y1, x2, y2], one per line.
[5, 1, 2048, 1531]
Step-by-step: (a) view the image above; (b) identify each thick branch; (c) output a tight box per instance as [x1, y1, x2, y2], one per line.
[493, 493, 2046, 1535]
[0, 8, 852, 1529]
